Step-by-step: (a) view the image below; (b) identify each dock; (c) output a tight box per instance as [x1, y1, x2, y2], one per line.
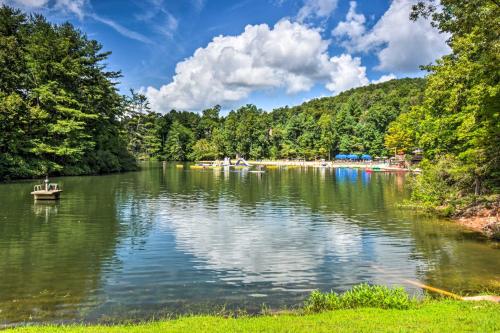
[31, 177, 62, 200]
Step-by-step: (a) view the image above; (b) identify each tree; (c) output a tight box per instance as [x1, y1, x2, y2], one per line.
[410, 0, 500, 195]
[164, 121, 194, 161]
[0, 6, 135, 180]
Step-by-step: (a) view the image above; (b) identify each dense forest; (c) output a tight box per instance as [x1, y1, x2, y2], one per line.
[122, 78, 425, 162]
[0, 6, 136, 181]
[1, 1, 498, 219]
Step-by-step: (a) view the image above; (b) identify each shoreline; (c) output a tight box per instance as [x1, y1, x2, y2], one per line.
[453, 199, 500, 240]
[197, 159, 421, 173]
[5, 301, 500, 332]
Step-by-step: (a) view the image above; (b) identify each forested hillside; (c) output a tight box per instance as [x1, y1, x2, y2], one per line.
[1, 0, 497, 221]
[125, 78, 425, 162]
[0, 6, 136, 181]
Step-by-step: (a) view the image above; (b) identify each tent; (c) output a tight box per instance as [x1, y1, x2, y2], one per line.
[335, 154, 347, 160]
[347, 154, 359, 160]
[361, 154, 372, 160]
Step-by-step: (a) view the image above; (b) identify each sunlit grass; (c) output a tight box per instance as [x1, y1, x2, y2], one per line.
[304, 284, 415, 312]
[6, 285, 500, 333]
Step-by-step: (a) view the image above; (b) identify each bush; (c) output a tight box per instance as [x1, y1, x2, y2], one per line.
[406, 156, 466, 215]
[304, 284, 414, 313]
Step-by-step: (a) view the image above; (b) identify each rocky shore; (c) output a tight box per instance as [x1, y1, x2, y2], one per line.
[454, 198, 499, 240]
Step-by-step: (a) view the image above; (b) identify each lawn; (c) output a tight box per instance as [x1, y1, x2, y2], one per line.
[7, 301, 500, 333]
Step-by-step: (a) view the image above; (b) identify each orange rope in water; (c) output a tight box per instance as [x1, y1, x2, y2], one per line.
[371, 265, 464, 300]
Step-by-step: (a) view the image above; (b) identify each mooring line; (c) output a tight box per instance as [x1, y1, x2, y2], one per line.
[371, 264, 463, 299]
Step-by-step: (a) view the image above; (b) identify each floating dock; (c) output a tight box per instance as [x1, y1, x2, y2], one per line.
[31, 177, 62, 200]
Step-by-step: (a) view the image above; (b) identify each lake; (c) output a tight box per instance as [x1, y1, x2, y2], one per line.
[1, 162, 499, 325]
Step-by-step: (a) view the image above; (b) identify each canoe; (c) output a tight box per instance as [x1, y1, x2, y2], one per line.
[176, 164, 184, 168]
[190, 165, 206, 170]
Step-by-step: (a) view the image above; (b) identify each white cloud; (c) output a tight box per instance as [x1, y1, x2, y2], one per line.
[371, 73, 396, 84]
[1, 0, 88, 18]
[0, 0, 47, 7]
[2, 0, 154, 43]
[297, 0, 338, 23]
[91, 14, 153, 44]
[145, 20, 370, 112]
[136, 0, 179, 39]
[333, 0, 450, 73]
[326, 54, 369, 93]
[332, 1, 365, 39]
[53, 0, 86, 18]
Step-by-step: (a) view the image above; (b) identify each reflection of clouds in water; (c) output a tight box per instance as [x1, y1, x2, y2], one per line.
[115, 190, 427, 291]
[156, 198, 363, 284]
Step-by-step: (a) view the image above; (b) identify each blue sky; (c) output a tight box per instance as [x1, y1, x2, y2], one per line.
[2, 0, 450, 112]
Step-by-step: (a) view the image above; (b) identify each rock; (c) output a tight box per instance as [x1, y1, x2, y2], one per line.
[483, 221, 500, 240]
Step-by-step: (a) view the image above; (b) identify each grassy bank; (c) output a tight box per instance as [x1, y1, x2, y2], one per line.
[6, 301, 500, 333]
[6, 285, 500, 332]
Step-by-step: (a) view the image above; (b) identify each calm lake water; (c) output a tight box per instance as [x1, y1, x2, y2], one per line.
[1, 162, 499, 325]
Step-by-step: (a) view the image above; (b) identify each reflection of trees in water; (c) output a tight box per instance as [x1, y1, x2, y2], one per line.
[162, 165, 410, 236]
[408, 218, 500, 294]
[0, 175, 125, 323]
[149, 164, 424, 285]
[159, 164, 500, 293]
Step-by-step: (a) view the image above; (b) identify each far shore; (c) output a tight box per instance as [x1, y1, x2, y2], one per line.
[195, 159, 421, 173]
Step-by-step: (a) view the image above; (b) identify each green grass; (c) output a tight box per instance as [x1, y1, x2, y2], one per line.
[304, 284, 414, 312]
[5, 285, 500, 332]
[5, 301, 499, 333]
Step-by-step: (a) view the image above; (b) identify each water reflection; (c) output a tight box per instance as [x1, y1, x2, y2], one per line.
[32, 201, 59, 223]
[0, 163, 498, 326]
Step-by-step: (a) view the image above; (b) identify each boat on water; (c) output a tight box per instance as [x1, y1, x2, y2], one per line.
[190, 164, 208, 169]
[31, 177, 62, 200]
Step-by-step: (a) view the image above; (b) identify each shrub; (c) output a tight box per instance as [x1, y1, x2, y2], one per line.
[304, 284, 414, 313]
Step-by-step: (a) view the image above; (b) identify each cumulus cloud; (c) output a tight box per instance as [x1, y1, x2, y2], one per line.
[145, 20, 370, 112]
[371, 73, 397, 84]
[332, 1, 365, 39]
[297, 0, 338, 23]
[326, 54, 369, 93]
[333, 0, 450, 73]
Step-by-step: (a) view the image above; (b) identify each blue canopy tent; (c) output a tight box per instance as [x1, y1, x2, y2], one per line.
[361, 154, 372, 161]
[335, 154, 347, 160]
[347, 154, 359, 160]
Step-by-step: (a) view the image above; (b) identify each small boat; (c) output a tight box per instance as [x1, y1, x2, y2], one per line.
[31, 177, 62, 200]
[176, 164, 184, 168]
[190, 165, 207, 170]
